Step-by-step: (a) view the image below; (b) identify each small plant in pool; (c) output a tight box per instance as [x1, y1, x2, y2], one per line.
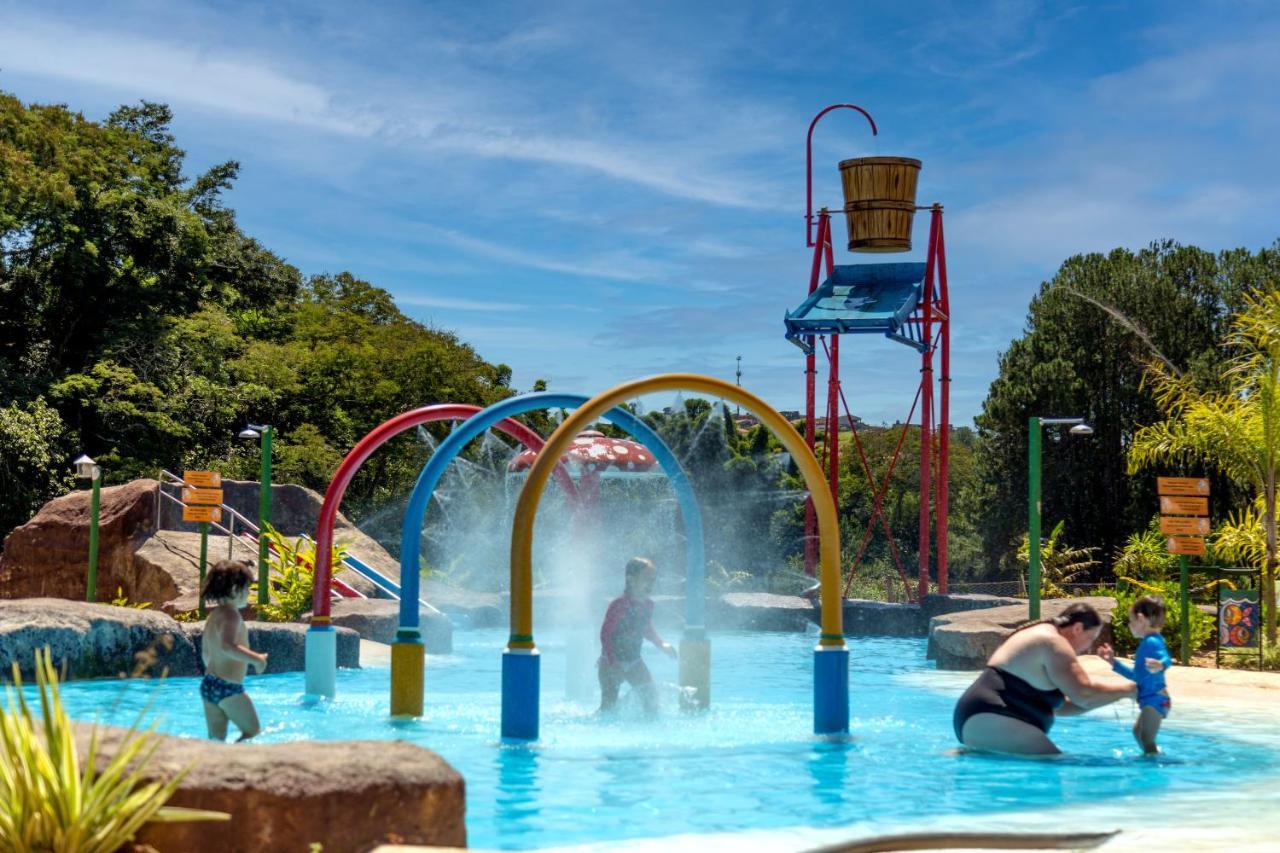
[0, 649, 227, 851]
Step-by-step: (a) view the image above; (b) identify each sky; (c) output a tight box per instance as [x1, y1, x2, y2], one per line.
[2, 0, 1278, 425]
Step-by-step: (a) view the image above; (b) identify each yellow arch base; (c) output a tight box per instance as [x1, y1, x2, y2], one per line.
[508, 373, 844, 649]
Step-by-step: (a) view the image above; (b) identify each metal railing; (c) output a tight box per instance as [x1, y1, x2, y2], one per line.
[155, 469, 439, 612]
[155, 469, 260, 561]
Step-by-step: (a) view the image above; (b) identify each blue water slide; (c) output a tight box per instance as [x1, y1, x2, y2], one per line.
[397, 393, 706, 635]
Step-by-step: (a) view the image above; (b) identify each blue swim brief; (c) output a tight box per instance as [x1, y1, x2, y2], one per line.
[1139, 691, 1171, 718]
[200, 673, 246, 706]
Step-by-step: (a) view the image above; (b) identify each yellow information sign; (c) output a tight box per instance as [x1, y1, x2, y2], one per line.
[1157, 476, 1209, 496]
[182, 505, 222, 524]
[184, 470, 222, 488]
[1159, 496, 1208, 516]
[1166, 536, 1206, 556]
[1160, 516, 1210, 536]
[182, 488, 224, 506]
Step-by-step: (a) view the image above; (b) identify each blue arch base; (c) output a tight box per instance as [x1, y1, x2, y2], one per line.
[395, 392, 709, 728]
[813, 645, 850, 735]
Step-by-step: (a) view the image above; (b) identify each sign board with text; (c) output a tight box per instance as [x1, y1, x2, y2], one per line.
[183, 470, 222, 489]
[182, 488, 224, 506]
[1159, 496, 1209, 516]
[1166, 536, 1206, 556]
[1159, 516, 1211, 536]
[1157, 477, 1210, 496]
[182, 505, 222, 524]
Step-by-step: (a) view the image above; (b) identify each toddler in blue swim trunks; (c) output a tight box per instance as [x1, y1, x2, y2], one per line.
[1099, 595, 1172, 754]
[200, 559, 268, 741]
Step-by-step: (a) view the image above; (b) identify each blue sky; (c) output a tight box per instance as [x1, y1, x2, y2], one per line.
[2, 1, 1278, 425]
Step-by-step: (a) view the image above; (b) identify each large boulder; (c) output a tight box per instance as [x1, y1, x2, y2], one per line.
[425, 580, 504, 628]
[837, 599, 924, 637]
[928, 596, 1117, 670]
[0, 480, 160, 601]
[711, 593, 814, 631]
[0, 598, 199, 679]
[920, 593, 1024, 625]
[0, 476, 437, 614]
[315, 598, 453, 654]
[76, 726, 466, 852]
[182, 622, 360, 673]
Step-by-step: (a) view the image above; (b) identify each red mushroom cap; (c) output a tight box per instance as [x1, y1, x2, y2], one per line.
[508, 430, 657, 473]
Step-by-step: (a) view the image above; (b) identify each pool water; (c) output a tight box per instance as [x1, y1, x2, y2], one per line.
[48, 630, 1280, 850]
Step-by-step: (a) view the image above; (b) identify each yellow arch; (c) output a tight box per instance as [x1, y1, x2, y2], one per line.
[508, 373, 844, 648]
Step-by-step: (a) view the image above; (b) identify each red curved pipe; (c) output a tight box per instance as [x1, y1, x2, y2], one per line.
[806, 103, 877, 247]
[310, 404, 578, 620]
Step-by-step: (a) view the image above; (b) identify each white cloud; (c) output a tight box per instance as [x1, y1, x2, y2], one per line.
[0, 16, 365, 134]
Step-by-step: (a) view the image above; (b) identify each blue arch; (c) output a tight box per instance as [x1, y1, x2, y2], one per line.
[397, 393, 706, 635]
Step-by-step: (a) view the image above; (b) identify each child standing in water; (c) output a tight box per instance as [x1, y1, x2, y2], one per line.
[1100, 595, 1173, 754]
[200, 559, 268, 741]
[598, 557, 677, 716]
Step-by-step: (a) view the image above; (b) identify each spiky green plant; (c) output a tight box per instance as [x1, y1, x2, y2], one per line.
[1017, 519, 1099, 598]
[255, 524, 351, 623]
[1113, 519, 1179, 583]
[1128, 287, 1280, 642]
[0, 649, 226, 852]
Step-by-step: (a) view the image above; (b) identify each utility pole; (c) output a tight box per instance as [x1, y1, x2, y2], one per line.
[735, 355, 742, 415]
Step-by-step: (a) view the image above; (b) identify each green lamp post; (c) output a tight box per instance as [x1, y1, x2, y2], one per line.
[239, 424, 274, 606]
[1027, 416, 1093, 620]
[73, 454, 102, 602]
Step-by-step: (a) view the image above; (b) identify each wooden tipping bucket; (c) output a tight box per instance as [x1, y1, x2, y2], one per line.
[837, 156, 921, 252]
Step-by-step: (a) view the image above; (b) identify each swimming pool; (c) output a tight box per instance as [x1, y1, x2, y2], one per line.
[48, 630, 1280, 850]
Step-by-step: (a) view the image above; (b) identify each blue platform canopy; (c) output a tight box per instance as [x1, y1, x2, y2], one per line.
[784, 262, 928, 354]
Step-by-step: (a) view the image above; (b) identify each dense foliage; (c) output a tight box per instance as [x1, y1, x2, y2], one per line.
[971, 241, 1279, 579]
[0, 93, 511, 540]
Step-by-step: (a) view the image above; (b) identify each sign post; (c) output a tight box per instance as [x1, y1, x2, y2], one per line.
[1158, 476, 1209, 665]
[183, 472, 223, 615]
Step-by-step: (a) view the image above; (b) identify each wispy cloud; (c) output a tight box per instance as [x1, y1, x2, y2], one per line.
[393, 294, 529, 312]
[0, 15, 364, 134]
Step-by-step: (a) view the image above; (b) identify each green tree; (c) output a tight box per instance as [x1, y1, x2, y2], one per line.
[1, 92, 515, 548]
[1130, 287, 1280, 642]
[971, 242, 1267, 579]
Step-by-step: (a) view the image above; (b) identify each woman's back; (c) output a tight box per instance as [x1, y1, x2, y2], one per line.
[986, 622, 1061, 691]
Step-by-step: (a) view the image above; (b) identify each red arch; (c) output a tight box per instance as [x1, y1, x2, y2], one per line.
[310, 404, 578, 621]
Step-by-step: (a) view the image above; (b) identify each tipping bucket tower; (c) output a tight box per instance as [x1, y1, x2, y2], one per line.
[784, 104, 951, 600]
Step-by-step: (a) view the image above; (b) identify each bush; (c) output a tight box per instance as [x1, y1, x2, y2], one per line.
[255, 525, 350, 623]
[0, 649, 227, 850]
[1109, 580, 1213, 656]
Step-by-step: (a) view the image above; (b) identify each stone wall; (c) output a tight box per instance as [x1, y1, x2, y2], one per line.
[0, 598, 359, 681]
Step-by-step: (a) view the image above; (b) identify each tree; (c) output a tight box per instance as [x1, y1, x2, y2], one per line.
[1129, 287, 1280, 642]
[0, 92, 514, 547]
[970, 242, 1266, 579]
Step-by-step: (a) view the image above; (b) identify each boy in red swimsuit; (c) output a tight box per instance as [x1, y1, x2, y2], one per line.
[598, 557, 676, 716]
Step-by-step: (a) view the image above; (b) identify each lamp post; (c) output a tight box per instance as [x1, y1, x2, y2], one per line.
[73, 454, 102, 602]
[239, 424, 274, 606]
[1028, 416, 1093, 619]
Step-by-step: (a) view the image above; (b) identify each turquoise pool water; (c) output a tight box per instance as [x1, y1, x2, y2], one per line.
[48, 630, 1280, 850]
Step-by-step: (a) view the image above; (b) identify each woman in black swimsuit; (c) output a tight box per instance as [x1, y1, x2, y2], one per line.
[954, 602, 1136, 755]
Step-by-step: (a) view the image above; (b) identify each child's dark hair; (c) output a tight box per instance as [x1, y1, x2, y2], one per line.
[1131, 595, 1166, 622]
[625, 557, 656, 580]
[202, 559, 256, 603]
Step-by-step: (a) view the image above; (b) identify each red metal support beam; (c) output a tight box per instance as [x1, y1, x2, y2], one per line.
[917, 213, 939, 600]
[933, 208, 951, 593]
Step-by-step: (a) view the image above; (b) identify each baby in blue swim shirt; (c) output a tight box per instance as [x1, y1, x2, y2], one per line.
[1099, 595, 1172, 754]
